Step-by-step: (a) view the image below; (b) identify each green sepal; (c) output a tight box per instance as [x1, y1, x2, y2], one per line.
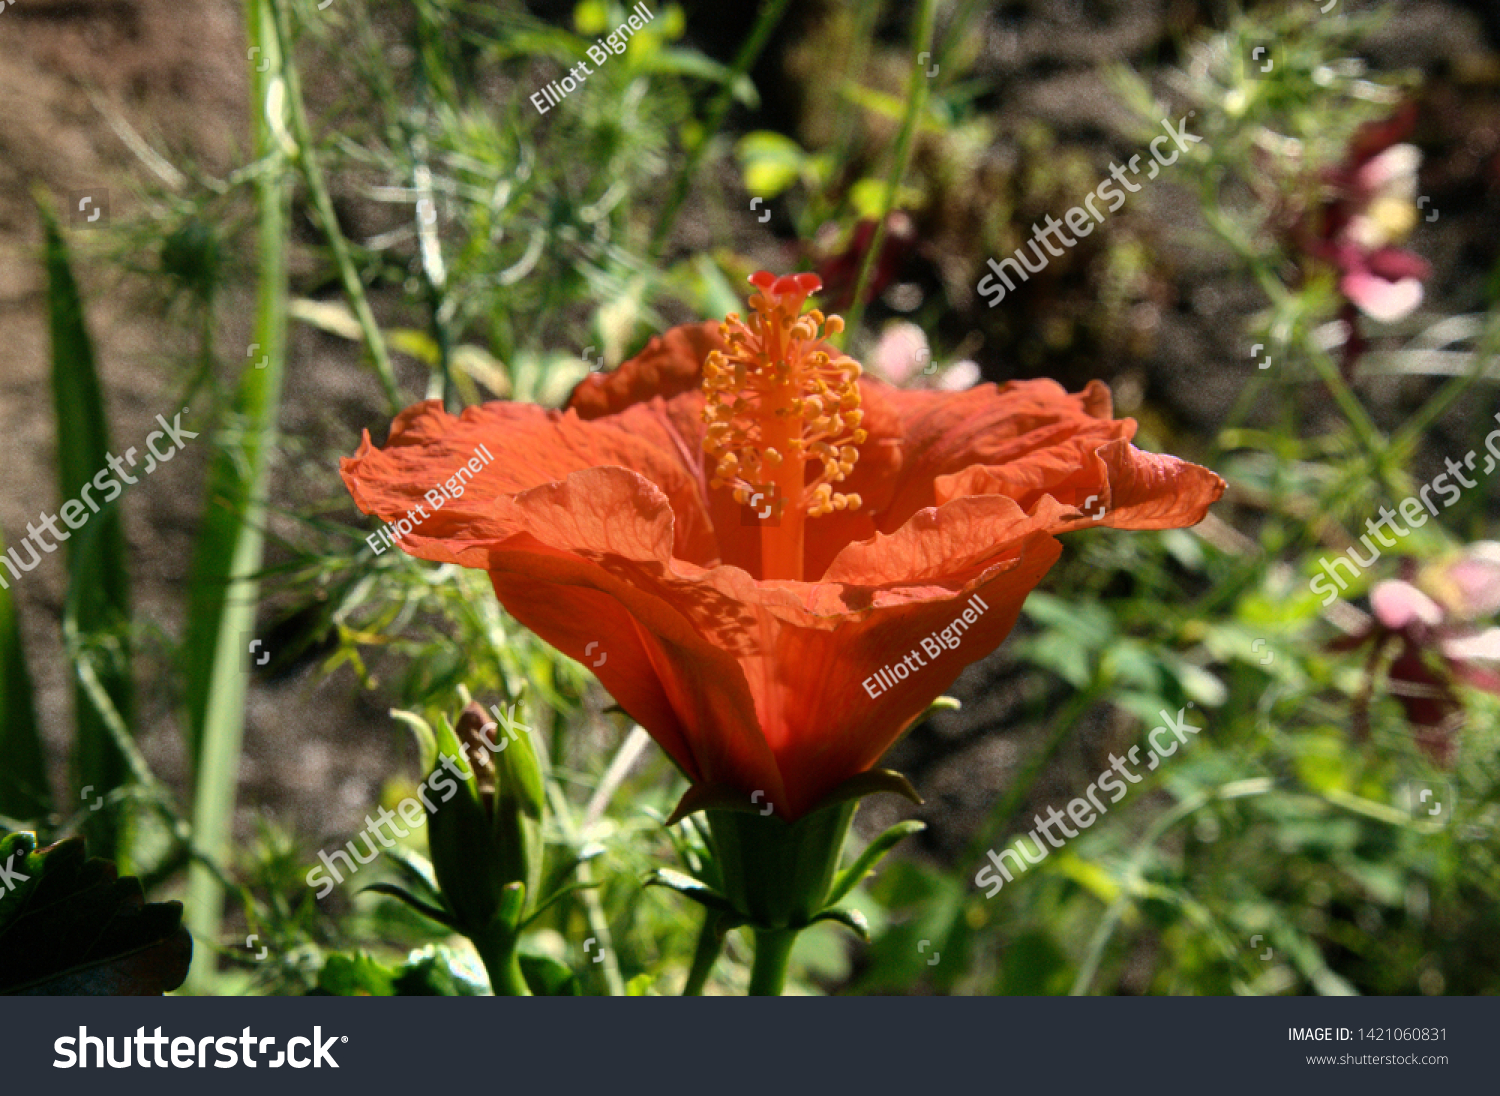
[520, 880, 601, 931]
[643, 867, 739, 917]
[378, 844, 445, 910]
[487, 706, 546, 821]
[816, 768, 924, 812]
[666, 782, 764, 826]
[390, 708, 437, 776]
[359, 883, 458, 931]
[707, 800, 857, 930]
[480, 710, 545, 906]
[809, 905, 871, 941]
[826, 819, 926, 907]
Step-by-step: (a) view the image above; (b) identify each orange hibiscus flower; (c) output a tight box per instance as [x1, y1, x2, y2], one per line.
[341, 272, 1224, 820]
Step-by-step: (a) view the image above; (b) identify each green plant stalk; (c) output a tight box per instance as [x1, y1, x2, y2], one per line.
[649, 0, 793, 258]
[1301, 329, 1411, 499]
[681, 910, 723, 996]
[268, 0, 401, 413]
[541, 708, 625, 996]
[473, 926, 532, 997]
[840, 0, 936, 344]
[813, 0, 882, 232]
[747, 927, 797, 996]
[182, 0, 291, 992]
[39, 201, 136, 863]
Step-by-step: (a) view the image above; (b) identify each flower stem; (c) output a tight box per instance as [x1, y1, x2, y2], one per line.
[475, 931, 532, 997]
[681, 911, 724, 996]
[747, 927, 798, 996]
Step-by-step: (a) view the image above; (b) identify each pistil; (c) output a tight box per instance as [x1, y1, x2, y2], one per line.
[702, 272, 867, 582]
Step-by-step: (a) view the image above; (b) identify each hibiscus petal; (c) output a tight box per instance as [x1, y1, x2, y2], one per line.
[764, 535, 1063, 816]
[567, 321, 724, 420]
[873, 378, 1125, 530]
[341, 399, 717, 565]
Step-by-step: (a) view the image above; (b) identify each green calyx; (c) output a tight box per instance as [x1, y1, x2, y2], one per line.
[649, 769, 926, 937]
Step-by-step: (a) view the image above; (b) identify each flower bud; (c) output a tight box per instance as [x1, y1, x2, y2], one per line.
[425, 701, 545, 935]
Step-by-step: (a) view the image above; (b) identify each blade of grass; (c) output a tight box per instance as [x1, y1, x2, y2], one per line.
[181, 0, 292, 992]
[648, 0, 794, 260]
[0, 528, 48, 821]
[38, 199, 135, 863]
[839, 0, 936, 343]
[269, 0, 401, 413]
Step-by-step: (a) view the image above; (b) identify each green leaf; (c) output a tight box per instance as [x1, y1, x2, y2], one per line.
[519, 953, 582, 996]
[314, 952, 394, 996]
[0, 834, 190, 995]
[38, 199, 135, 861]
[826, 819, 926, 907]
[640, 48, 759, 107]
[736, 130, 809, 199]
[359, 884, 458, 931]
[392, 945, 490, 996]
[0, 528, 47, 820]
[314, 947, 489, 996]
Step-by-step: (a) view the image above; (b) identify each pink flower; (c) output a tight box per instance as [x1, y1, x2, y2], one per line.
[870, 322, 980, 391]
[1334, 543, 1500, 764]
[1294, 106, 1433, 376]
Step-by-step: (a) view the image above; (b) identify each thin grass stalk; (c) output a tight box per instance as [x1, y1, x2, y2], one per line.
[182, 0, 291, 992]
[648, 0, 794, 259]
[840, 0, 937, 343]
[268, 0, 401, 413]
